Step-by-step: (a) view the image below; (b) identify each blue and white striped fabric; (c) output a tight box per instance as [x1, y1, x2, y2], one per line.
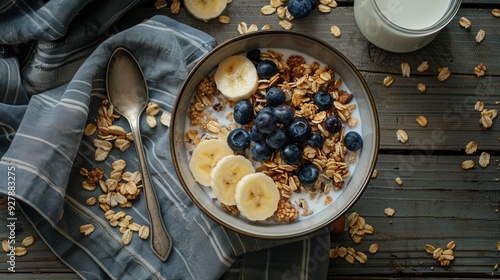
[0, 1, 330, 279]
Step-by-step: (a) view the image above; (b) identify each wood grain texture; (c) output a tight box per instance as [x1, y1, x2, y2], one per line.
[329, 154, 500, 277]
[2, 1, 499, 279]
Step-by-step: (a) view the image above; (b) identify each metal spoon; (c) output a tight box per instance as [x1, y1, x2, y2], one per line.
[106, 47, 172, 262]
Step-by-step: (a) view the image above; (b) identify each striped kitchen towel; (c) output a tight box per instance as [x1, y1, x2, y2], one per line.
[0, 1, 330, 279]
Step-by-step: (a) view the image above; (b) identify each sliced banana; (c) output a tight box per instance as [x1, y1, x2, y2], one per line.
[211, 155, 255, 206]
[189, 139, 234, 186]
[214, 55, 259, 102]
[234, 173, 280, 221]
[184, 0, 227, 21]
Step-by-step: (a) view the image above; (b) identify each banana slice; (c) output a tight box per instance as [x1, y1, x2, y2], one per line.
[189, 139, 234, 186]
[211, 155, 255, 205]
[214, 55, 259, 102]
[234, 173, 280, 221]
[184, 0, 227, 21]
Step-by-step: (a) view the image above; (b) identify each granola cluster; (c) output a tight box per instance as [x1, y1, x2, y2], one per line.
[186, 49, 360, 223]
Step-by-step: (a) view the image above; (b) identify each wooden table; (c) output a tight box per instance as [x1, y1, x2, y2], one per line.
[1, 1, 499, 279]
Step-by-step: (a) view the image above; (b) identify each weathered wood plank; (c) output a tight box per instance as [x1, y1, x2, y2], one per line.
[124, 5, 500, 76]
[118, 6, 500, 153]
[8, 153, 496, 277]
[328, 153, 500, 277]
[362, 72, 500, 151]
[0, 197, 75, 274]
[1, 3, 497, 279]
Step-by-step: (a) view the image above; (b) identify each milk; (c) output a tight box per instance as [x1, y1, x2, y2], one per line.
[354, 0, 461, 52]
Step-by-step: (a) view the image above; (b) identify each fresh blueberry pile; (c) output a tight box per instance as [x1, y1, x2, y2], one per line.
[226, 49, 363, 187]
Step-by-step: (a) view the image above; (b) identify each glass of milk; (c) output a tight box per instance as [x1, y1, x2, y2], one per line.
[354, 0, 461, 53]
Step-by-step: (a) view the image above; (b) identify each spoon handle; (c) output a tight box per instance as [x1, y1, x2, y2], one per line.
[130, 118, 172, 262]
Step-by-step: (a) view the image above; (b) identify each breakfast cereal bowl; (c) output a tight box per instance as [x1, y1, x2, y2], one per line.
[170, 31, 379, 239]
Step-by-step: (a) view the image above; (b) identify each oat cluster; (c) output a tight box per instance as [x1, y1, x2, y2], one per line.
[474, 100, 497, 130]
[235, 0, 340, 35]
[2, 235, 35, 257]
[330, 212, 377, 264]
[79, 99, 170, 244]
[79, 161, 151, 244]
[330, 245, 368, 264]
[461, 139, 491, 170]
[424, 241, 456, 267]
[186, 50, 359, 223]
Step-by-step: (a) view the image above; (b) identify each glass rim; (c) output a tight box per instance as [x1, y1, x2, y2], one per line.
[372, 0, 462, 35]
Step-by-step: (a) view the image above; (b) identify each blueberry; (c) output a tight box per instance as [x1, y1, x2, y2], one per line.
[233, 99, 254, 124]
[257, 60, 279, 80]
[280, 144, 302, 165]
[246, 49, 261, 63]
[308, 0, 318, 9]
[251, 142, 273, 162]
[266, 129, 287, 150]
[227, 128, 251, 151]
[298, 164, 319, 186]
[255, 112, 277, 134]
[308, 133, 324, 148]
[272, 104, 294, 126]
[344, 131, 363, 151]
[250, 125, 266, 143]
[325, 116, 342, 133]
[287, 118, 311, 143]
[266, 86, 286, 107]
[313, 90, 333, 111]
[287, 0, 313, 19]
[258, 106, 274, 116]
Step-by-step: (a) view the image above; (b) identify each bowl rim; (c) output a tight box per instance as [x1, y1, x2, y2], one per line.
[170, 30, 379, 239]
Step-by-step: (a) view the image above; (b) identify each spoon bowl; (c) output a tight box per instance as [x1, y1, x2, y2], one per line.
[106, 47, 172, 261]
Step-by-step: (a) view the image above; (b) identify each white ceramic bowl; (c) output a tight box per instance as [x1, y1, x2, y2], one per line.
[170, 31, 379, 239]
